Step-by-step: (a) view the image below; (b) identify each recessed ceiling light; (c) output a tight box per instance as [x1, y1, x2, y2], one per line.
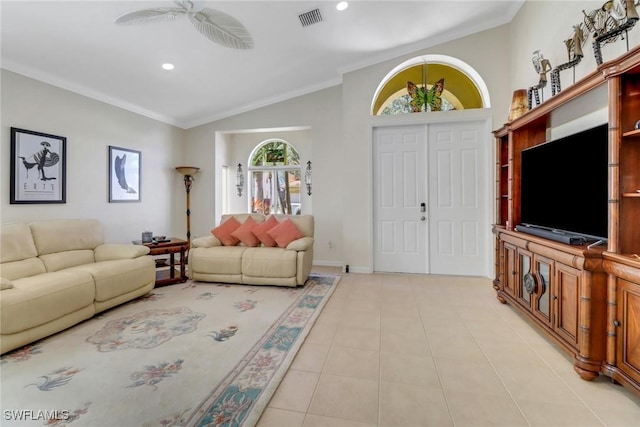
[162, 63, 175, 70]
[336, 2, 348, 11]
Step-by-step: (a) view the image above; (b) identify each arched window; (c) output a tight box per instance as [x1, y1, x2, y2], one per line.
[248, 140, 302, 215]
[372, 55, 490, 115]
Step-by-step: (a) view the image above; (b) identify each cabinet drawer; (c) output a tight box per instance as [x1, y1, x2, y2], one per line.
[150, 247, 181, 255]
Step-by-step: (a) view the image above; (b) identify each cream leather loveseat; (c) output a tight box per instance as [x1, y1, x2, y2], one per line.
[189, 214, 314, 287]
[0, 219, 155, 354]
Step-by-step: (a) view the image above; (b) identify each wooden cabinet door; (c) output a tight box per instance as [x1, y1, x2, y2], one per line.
[532, 255, 553, 326]
[517, 248, 533, 309]
[554, 263, 580, 347]
[617, 279, 640, 385]
[503, 242, 517, 297]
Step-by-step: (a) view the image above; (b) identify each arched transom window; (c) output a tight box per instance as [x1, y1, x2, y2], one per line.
[372, 55, 490, 115]
[249, 140, 302, 215]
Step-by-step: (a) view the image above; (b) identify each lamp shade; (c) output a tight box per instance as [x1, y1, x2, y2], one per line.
[175, 166, 200, 176]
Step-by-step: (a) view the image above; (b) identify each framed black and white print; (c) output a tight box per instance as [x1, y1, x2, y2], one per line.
[10, 127, 66, 204]
[109, 146, 141, 202]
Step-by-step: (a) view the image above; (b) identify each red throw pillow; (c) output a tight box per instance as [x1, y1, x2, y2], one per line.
[252, 215, 279, 247]
[231, 216, 260, 247]
[267, 218, 304, 248]
[211, 217, 241, 246]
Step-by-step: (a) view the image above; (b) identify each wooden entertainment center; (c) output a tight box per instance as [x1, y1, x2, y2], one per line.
[493, 45, 640, 397]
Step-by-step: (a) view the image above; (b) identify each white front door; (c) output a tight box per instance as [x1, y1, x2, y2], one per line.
[373, 125, 428, 274]
[427, 121, 489, 276]
[372, 120, 489, 277]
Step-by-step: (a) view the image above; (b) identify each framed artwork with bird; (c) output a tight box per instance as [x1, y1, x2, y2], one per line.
[10, 127, 66, 204]
[109, 146, 141, 203]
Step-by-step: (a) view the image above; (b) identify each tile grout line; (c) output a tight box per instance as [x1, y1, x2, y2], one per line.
[305, 276, 346, 425]
[498, 303, 611, 427]
[414, 281, 458, 427]
[458, 307, 535, 427]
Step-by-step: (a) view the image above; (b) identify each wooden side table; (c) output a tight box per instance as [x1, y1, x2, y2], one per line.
[133, 238, 189, 286]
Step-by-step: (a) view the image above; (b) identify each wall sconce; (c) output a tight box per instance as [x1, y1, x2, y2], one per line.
[305, 161, 312, 196]
[175, 166, 200, 248]
[236, 163, 244, 197]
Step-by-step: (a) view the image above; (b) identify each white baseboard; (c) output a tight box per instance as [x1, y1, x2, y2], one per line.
[312, 260, 372, 274]
[312, 260, 343, 267]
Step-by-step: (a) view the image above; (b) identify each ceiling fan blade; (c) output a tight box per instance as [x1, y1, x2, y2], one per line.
[188, 9, 254, 50]
[114, 7, 186, 25]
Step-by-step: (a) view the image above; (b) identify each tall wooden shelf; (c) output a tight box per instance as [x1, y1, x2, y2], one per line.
[493, 45, 640, 397]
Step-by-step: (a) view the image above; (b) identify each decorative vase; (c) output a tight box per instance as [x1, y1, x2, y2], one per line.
[508, 89, 529, 122]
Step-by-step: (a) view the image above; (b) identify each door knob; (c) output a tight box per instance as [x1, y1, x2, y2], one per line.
[420, 216, 426, 221]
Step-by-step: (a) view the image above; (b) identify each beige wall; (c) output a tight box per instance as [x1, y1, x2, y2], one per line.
[184, 86, 343, 265]
[510, 1, 640, 96]
[185, 2, 640, 271]
[338, 25, 512, 271]
[1, 70, 186, 243]
[3, 1, 639, 270]
[184, 24, 513, 270]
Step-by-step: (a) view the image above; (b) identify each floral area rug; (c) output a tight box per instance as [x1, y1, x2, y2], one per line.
[0, 274, 340, 427]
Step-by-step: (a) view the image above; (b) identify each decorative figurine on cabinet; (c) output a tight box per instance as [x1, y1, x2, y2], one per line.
[528, 50, 552, 108]
[583, 0, 639, 65]
[550, 23, 587, 95]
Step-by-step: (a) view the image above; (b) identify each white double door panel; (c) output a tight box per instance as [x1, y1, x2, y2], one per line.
[373, 120, 488, 276]
[373, 125, 428, 274]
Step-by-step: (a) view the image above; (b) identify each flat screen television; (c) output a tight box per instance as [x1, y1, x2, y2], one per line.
[519, 123, 608, 242]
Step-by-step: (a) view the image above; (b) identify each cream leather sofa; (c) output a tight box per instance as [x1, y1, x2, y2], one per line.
[0, 219, 155, 354]
[189, 214, 314, 287]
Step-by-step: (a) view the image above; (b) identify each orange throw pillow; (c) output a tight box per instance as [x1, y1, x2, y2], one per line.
[231, 216, 260, 247]
[252, 215, 279, 247]
[211, 217, 241, 246]
[267, 218, 304, 248]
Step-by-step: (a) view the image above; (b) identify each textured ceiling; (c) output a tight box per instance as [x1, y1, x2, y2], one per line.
[1, 1, 524, 129]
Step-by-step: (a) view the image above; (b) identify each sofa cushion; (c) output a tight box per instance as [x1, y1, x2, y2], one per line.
[1, 223, 39, 263]
[231, 216, 260, 247]
[0, 257, 47, 281]
[39, 249, 95, 272]
[242, 247, 297, 278]
[0, 271, 95, 335]
[69, 257, 155, 302]
[1, 277, 14, 290]
[267, 219, 305, 248]
[189, 246, 247, 275]
[30, 219, 104, 255]
[94, 244, 150, 261]
[252, 215, 279, 247]
[211, 217, 241, 246]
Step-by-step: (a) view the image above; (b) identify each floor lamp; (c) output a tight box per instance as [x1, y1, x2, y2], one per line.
[175, 166, 200, 252]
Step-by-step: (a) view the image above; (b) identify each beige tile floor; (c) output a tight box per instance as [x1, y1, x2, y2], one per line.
[256, 267, 640, 427]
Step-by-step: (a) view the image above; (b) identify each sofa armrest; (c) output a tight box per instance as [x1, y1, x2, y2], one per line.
[192, 236, 222, 248]
[286, 236, 314, 251]
[1, 277, 14, 290]
[94, 244, 150, 261]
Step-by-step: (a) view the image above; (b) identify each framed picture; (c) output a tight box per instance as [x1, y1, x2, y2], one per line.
[10, 127, 66, 204]
[109, 146, 141, 202]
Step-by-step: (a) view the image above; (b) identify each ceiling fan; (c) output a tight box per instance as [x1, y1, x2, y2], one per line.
[114, 0, 253, 50]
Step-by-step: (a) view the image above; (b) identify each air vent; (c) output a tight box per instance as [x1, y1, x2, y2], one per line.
[299, 8, 323, 27]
